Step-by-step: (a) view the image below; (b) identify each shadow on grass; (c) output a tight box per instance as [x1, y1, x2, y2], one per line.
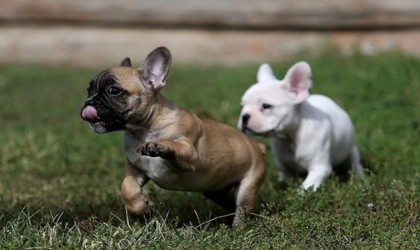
[0, 190, 254, 230]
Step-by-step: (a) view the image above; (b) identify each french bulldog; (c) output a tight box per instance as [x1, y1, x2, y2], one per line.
[80, 46, 266, 225]
[238, 61, 364, 191]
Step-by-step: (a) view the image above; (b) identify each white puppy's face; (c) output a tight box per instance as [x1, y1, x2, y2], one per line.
[238, 62, 312, 135]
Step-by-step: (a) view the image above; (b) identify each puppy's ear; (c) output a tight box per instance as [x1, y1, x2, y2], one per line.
[283, 61, 312, 103]
[140, 46, 172, 91]
[120, 57, 132, 67]
[257, 63, 276, 83]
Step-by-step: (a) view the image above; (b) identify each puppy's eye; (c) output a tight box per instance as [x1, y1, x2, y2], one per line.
[262, 103, 273, 110]
[107, 86, 123, 96]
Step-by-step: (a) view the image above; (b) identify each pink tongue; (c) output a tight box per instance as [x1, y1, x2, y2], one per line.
[81, 105, 100, 122]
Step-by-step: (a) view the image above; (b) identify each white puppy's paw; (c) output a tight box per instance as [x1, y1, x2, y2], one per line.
[301, 182, 320, 192]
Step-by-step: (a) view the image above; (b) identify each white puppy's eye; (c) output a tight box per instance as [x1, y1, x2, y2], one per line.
[262, 103, 273, 110]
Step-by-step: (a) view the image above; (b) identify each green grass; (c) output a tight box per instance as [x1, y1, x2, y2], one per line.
[0, 52, 419, 249]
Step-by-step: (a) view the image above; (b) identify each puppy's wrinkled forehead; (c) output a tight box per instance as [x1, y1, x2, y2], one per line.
[91, 67, 144, 93]
[109, 67, 144, 93]
[242, 82, 289, 107]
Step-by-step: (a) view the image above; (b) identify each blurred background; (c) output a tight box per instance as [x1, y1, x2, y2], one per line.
[1, 0, 420, 66]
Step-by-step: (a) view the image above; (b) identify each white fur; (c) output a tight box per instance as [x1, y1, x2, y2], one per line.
[238, 62, 364, 190]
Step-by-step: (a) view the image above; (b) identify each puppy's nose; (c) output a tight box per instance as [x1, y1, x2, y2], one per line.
[84, 96, 99, 107]
[242, 114, 251, 126]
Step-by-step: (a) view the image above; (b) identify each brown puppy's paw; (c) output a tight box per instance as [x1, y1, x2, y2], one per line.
[126, 197, 155, 214]
[137, 142, 174, 158]
[125, 197, 155, 224]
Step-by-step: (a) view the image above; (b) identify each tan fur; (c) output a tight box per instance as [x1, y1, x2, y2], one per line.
[88, 47, 266, 226]
[122, 90, 266, 225]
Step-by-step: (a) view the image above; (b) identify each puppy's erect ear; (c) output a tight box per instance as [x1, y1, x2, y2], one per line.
[140, 46, 172, 91]
[257, 63, 276, 83]
[120, 57, 132, 67]
[283, 61, 312, 103]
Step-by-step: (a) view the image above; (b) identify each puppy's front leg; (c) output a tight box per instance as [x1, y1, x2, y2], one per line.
[121, 163, 153, 216]
[301, 164, 332, 191]
[271, 138, 292, 181]
[351, 146, 365, 178]
[137, 139, 197, 171]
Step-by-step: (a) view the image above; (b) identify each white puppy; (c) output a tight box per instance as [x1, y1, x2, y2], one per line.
[238, 62, 364, 190]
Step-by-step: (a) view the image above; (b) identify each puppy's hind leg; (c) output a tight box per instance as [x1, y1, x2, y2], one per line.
[232, 161, 266, 226]
[351, 146, 365, 178]
[202, 187, 237, 225]
[203, 186, 237, 213]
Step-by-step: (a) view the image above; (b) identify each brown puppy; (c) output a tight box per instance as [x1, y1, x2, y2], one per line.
[80, 47, 266, 225]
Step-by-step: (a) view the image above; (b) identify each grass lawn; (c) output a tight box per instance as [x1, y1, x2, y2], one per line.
[0, 52, 419, 249]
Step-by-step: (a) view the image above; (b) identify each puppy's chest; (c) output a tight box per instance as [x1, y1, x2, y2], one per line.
[124, 133, 174, 178]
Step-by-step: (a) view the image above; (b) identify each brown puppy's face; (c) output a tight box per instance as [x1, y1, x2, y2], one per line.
[80, 47, 172, 133]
